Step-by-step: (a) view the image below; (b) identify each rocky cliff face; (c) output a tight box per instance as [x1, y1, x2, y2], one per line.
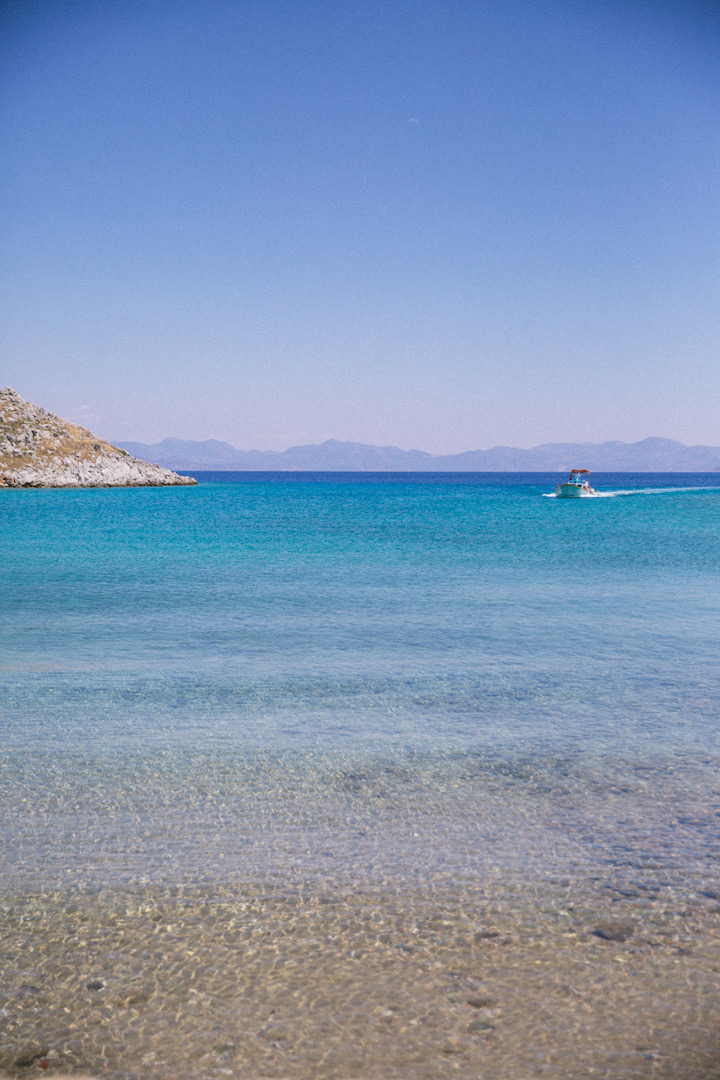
[0, 388, 196, 487]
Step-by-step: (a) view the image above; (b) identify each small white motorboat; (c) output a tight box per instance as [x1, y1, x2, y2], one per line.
[555, 468, 595, 497]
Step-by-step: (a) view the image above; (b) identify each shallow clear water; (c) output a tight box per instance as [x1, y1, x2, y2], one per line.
[2, 473, 720, 1078]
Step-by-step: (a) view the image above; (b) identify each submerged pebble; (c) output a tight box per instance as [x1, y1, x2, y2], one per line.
[12, 1046, 49, 1068]
[592, 920, 636, 942]
[468, 1017, 495, 1033]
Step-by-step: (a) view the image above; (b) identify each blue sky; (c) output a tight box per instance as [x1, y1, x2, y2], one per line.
[2, 0, 719, 451]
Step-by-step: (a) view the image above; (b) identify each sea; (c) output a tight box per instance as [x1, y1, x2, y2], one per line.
[1, 472, 720, 1079]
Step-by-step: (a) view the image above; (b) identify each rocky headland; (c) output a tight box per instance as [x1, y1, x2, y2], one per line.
[0, 388, 195, 487]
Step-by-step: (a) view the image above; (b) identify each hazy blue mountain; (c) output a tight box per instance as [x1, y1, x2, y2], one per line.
[114, 435, 720, 472]
[116, 438, 250, 467]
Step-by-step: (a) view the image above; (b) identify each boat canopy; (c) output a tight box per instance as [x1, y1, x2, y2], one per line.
[569, 469, 590, 476]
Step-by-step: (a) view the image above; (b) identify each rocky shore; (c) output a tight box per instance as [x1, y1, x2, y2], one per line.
[0, 388, 195, 487]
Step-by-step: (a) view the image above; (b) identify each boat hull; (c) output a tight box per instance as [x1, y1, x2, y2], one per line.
[556, 483, 595, 498]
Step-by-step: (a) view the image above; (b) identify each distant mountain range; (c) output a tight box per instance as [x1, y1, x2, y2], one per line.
[114, 435, 720, 472]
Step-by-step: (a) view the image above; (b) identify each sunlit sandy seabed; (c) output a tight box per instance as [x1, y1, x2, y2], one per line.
[2, 748, 720, 1079]
[2, 474, 720, 1078]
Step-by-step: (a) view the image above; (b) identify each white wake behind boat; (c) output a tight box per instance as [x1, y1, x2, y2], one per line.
[555, 468, 595, 498]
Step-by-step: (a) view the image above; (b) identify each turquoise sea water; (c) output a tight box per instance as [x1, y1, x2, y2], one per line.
[2, 471, 720, 891]
[3, 473, 720, 1078]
